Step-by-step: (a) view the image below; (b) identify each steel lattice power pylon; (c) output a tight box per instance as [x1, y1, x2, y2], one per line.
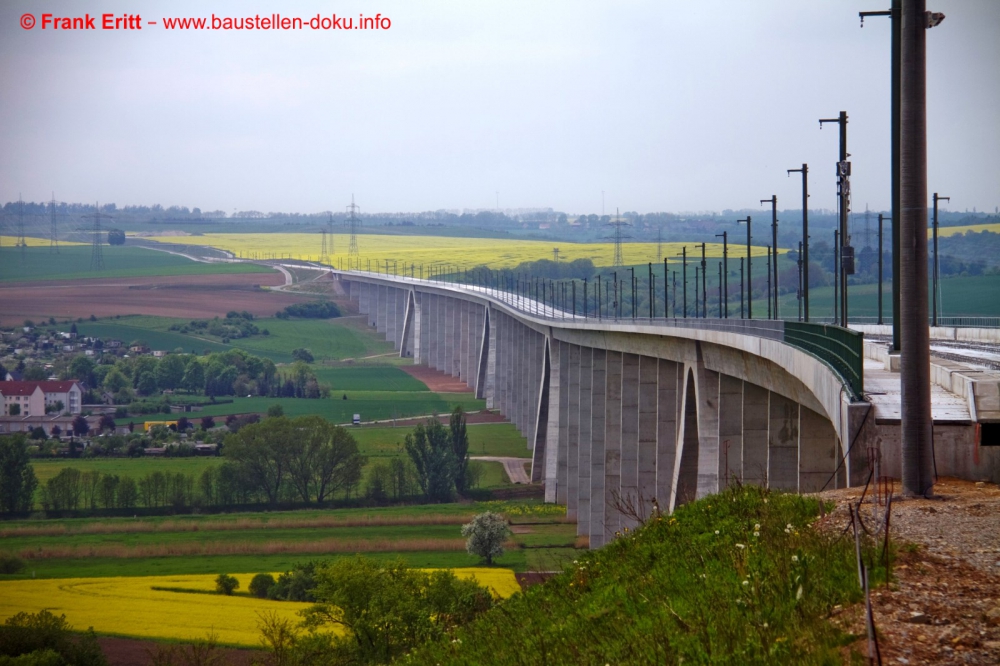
[81, 202, 113, 271]
[347, 195, 361, 257]
[606, 209, 630, 267]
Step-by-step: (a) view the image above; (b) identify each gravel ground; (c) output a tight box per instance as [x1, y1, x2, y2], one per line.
[815, 477, 1000, 664]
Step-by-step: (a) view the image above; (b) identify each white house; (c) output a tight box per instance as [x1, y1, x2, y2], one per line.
[0, 380, 83, 417]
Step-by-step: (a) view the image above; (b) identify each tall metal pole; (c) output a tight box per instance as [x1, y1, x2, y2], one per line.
[766, 246, 772, 319]
[878, 214, 887, 324]
[718, 262, 723, 318]
[663, 258, 669, 320]
[737, 217, 751, 318]
[699, 242, 707, 318]
[715, 232, 728, 318]
[860, 1, 902, 348]
[834, 230, 840, 324]
[648, 263, 654, 319]
[761, 196, 779, 319]
[931, 192, 949, 326]
[678, 248, 688, 318]
[694, 267, 700, 318]
[901, 0, 942, 498]
[788, 165, 810, 321]
[797, 241, 803, 321]
[819, 111, 851, 327]
[739, 258, 745, 319]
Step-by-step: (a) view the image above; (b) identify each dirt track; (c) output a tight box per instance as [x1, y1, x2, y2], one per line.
[0, 273, 310, 325]
[399, 365, 474, 393]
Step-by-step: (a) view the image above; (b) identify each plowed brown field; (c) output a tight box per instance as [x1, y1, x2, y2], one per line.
[0, 272, 310, 325]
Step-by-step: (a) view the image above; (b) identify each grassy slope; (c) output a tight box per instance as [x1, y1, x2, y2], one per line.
[0, 245, 271, 283]
[410, 486, 884, 665]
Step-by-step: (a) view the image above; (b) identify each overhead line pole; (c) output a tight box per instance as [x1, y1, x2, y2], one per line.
[787, 165, 810, 321]
[736, 217, 752, 319]
[931, 192, 949, 326]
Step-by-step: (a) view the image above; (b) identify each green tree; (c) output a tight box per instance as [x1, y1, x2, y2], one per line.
[136, 372, 158, 397]
[291, 348, 314, 363]
[286, 416, 365, 503]
[215, 574, 239, 595]
[68, 356, 96, 384]
[461, 511, 511, 565]
[266, 403, 284, 418]
[301, 556, 493, 664]
[181, 360, 205, 393]
[223, 417, 296, 504]
[102, 367, 130, 393]
[106, 228, 126, 245]
[404, 420, 456, 503]
[248, 573, 276, 599]
[449, 406, 470, 494]
[0, 435, 38, 513]
[154, 354, 185, 390]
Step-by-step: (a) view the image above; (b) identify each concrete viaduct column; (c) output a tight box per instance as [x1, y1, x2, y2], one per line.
[799, 406, 839, 492]
[484, 309, 496, 408]
[413, 292, 424, 364]
[395, 289, 406, 350]
[695, 365, 720, 500]
[577, 347, 593, 539]
[638, 355, 658, 520]
[589, 349, 607, 547]
[428, 295, 440, 372]
[718, 375, 744, 488]
[497, 314, 508, 416]
[603, 350, 623, 542]
[566, 344, 581, 519]
[377, 285, 387, 335]
[460, 301, 471, 387]
[544, 339, 562, 503]
[619, 353, 640, 529]
[742, 383, 769, 487]
[386, 288, 397, 348]
[768, 393, 800, 492]
[556, 340, 571, 506]
[451, 298, 462, 379]
[655, 359, 679, 513]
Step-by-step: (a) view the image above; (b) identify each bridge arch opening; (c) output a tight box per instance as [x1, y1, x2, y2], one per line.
[675, 368, 699, 508]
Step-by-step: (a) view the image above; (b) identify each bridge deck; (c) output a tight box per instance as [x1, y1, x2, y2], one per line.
[864, 358, 972, 424]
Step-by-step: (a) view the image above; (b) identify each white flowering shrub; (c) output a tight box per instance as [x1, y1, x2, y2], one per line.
[461, 511, 510, 565]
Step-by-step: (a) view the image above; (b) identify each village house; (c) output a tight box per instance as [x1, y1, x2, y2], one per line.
[0, 380, 83, 417]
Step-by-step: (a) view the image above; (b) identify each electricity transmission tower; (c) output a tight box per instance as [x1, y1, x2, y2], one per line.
[605, 209, 630, 267]
[16, 196, 27, 261]
[50, 193, 60, 253]
[657, 227, 663, 262]
[347, 195, 360, 257]
[320, 229, 329, 263]
[552, 247, 560, 262]
[82, 202, 112, 271]
[327, 213, 335, 256]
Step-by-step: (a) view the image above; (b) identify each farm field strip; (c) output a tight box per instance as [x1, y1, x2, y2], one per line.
[146, 233, 781, 270]
[935, 221, 1000, 237]
[0, 569, 520, 646]
[0, 245, 272, 283]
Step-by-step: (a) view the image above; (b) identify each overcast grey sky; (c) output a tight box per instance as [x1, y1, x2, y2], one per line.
[1, 0, 997, 216]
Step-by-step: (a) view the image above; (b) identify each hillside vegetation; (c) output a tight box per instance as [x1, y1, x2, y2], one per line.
[410, 485, 885, 665]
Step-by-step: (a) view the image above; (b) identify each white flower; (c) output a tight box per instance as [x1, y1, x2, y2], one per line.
[754, 523, 760, 530]
[715, 530, 720, 535]
[753, 531, 760, 538]
[742, 580, 749, 586]
[791, 555, 799, 563]
[786, 523, 793, 530]
[736, 543, 746, 549]
[763, 622, 768, 628]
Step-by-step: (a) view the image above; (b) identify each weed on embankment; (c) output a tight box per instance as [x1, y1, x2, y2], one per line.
[409, 484, 886, 664]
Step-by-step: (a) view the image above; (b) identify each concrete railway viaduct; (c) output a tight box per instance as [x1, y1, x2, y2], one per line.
[333, 270, 1000, 548]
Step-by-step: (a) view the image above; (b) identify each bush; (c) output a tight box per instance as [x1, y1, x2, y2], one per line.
[215, 574, 239, 596]
[0, 555, 26, 575]
[0, 610, 106, 666]
[461, 512, 510, 565]
[248, 573, 276, 599]
[279, 302, 340, 319]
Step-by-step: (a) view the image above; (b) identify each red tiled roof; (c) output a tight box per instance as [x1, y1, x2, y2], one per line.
[0, 380, 81, 396]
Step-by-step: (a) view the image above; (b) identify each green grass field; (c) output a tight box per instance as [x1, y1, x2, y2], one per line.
[0, 501, 572, 577]
[312, 366, 428, 392]
[140, 393, 485, 425]
[76, 315, 395, 363]
[780, 273, 1000, 319]
[30, 457, 220, 486]
[353, 423, 529, 459]
[0, 245, 272, 283]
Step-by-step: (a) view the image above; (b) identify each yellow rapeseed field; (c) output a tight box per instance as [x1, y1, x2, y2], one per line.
[0, 569, 520, 646]
[0, 235, 83, 248]
[935, 222, 1000, 238]
[145, 233, 777, 271]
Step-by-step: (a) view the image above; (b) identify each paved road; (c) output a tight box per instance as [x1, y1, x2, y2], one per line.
[472, 456, 531, 484]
